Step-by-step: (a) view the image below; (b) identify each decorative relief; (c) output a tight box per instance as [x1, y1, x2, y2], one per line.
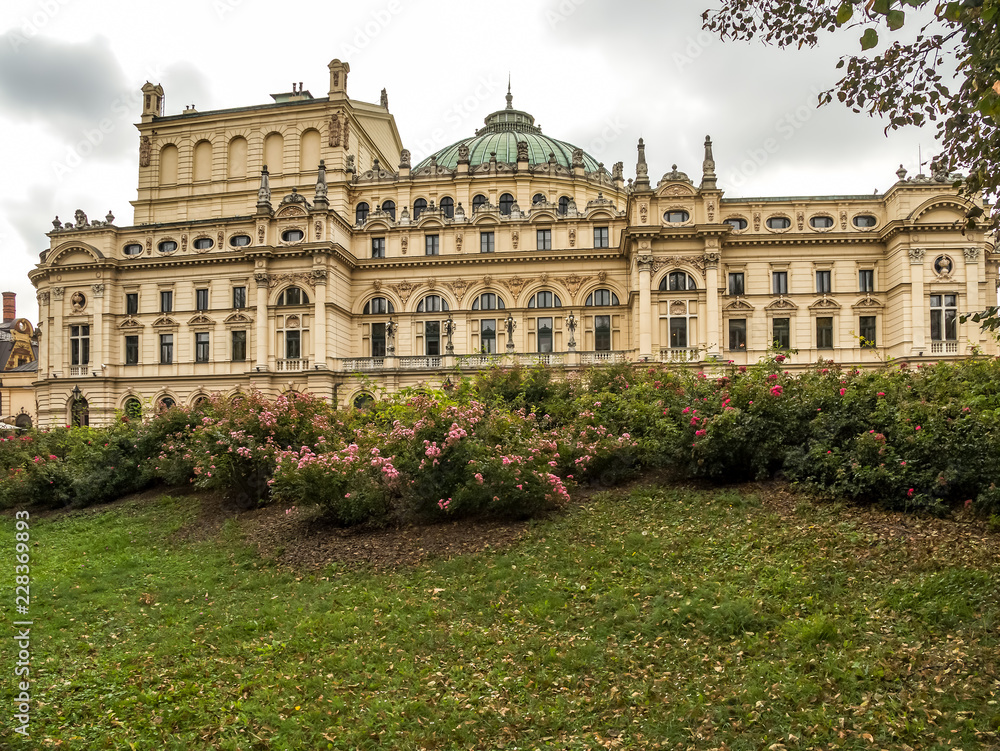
[636, 255, 655, 273]
[482, 275, 493, 288]
[512, 231, 519, 249]
[315, 221, 322, 241]
[37, 292, 50, 306]
[118, 318, 144, 329]
[707, 201, 715, 222]
[796, 211, 804, 231]
[455, 233, 463, 252]
[753, 212, 761, 232]
[181, 234, 188, 252]
[640, 204, 648, 224]
[840, 210, 848, 230]
[650, 254, 705, 273]
[703, 251, 721, 268]
[597, 270, 607, 283]
[139, 135, 151, 167]
[285, 315, 300, 329]
[145, 237, 152, 254]
[663, 185, 690, 197]
[562, 274, 591, 298]
[908, 248, 926, 265]
[392, 281, 416, 305]
[52, 287, 65, 301]
[401, 236, 408, 254]
[310, 269, 328, 284]
[224, 312, 253, 325]
[426, 278, 437, 290]
[372, 280, 382, 292]
[852, 295, 883, 309]
[539, 273, 549, 285]
[271, 271, 319, 290]
[446, 279, 471, 302]
[933, 255, 954, 279]
[569, 228, 576, 247]
[670, 301, 687, 315]
[218, 231, 224, 249]
[724, 299, 754, 312]
[253, 272, 272, 288]
[70, 291, 87, 312]
[810, 298, 841, 310]
[91, 283, 105, 298]
[329, 113, 341, 147]
[257, 225, 266, 245]
[766, 298, 797, 310]
[501, 276, 527, 299]
[188, 313, 214, 326]
[964, 246, 982, 261]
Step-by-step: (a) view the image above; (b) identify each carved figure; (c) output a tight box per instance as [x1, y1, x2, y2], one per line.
[71, 291, 86, 312]
[457, 143, 470, 162]
[139, 135, 151, 167]
[516, 141, 529, 161]
[74, 210, 88, 228]
[329, 113, 341, 147]
[399, 149, 410, 169]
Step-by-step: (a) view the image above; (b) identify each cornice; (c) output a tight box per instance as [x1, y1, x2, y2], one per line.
[356, 249, 622, 271]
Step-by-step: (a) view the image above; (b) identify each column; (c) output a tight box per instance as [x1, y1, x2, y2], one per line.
[254, 272, 270, 370]
[91, 283, 105, 371]
[909, 248, 926, 353]
[704, 251, 721, 358]
[36, 292, 49, 379]
[637, 255, 653, 359]
[51, 287, 65, 376]
[312, 269, 328, 368]
[964, 246, 983, 351]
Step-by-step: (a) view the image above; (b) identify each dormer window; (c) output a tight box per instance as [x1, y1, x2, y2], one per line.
[766, 216, 791, 230]
[193, 237, 214, 250]
[724, 217, 747, 231]
[558, 196, 570, 215]
[810, 216, 834, 229]
[499, 193, 514, 216]
[158, 240, 177, 253]
[381, 200, 396, 220]
[440, 196, 454, 219]
[664, 210, 690, 223]
[532, 193, 546, 204]
[472, 194, 488, 213]
[853, 214, 877, 228]
[229, 234, 251, 247]
[123, 243, 143, 256]
[413, 198, 427, 221]
[355, 202, 370, 224]
[281, 229, 304, 243]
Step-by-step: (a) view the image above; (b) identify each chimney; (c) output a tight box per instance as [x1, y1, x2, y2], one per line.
[2, 292, 14, 322]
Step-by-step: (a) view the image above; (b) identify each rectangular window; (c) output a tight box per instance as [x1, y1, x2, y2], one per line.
[594, 227, 610, 248]
[537, 229, 552, 250]
[196, 288, 209, 311]
[772, 271, 788, 295]
[285, 330, 301, 359]
[728, 272, 745, 296]
[728, 319, 747, 351]
[772, 318, 790, 349]
[124, 335, 139, 365]
[537, 317, 553, 353]
[371, 237, 385, 258]
[480, 231, 495, 253]
[595, 315, 611, 351]
[371, 322, 386, 357]
[669, 318, 687, 348]
[425, 235, 439, 256]
[816, 317, 834, 349]
[231, 330, 247, 361]
[930, 294, 958, 341]
[480, 319, 496, 353]
[859, 269, 874, 293]
[195, 332, 210, 362]
[859, 316, 876, 347]
[232, 286, 247, 309]
[816, 270, 832, 294]
[70, 325, 90, 366]
[160, 290, 173, 313]
[425, 321, 440, 356]
[125, 293, 138, 315]
[159, 334, 173, 364]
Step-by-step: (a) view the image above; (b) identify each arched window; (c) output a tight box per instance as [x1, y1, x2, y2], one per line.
[123, 398, 142, 419]
[659, 272, 697, 291]
[472, 292, 505, 310]
[158, 396, 176, 411]
[14, 413, 32, 429]
[363, 297, 395, 315]
[440, 196, 454, 219]
[356, 202, 370, 224]
[417, 295, 449, 313]
[381, 200, 396, 220]
[71, 395, 89, 427]
[558, 196, 571, 215]
[532, 193, 546, 205]
[585, 288, 620, 306]
[499, 193, 514, 216]
[413, 198, 427, 221]
[472, 194, 488, 213]
[528, 291, 562, 308]
[353, 393, 375, 410]
[278, 287, 310, 306]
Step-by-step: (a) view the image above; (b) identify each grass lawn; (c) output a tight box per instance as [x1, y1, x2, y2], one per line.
[2, 482, 999, 750]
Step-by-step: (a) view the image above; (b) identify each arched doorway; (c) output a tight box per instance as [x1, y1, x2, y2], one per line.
[70, 390, 89, 427]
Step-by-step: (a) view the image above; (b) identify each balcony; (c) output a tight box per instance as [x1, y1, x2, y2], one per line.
[517, 353, 565, 366]
[930, 341, 959, 355]
[275, 358, 310, 372]
[339, 357, 385, 372]
[580, 351, 627, 365]
[398, 356, 442, 369]
[659, 348, 701, 364]
[69, 366, 89, 376]
[458, 354, 506, 369]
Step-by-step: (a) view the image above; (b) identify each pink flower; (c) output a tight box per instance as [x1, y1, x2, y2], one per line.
[907, 488, 915, 498]
[770, 385, 783, 397]
[915, 425, 921, 431]
[877, 392, 886, 397]
[695, 429, 707, 437]
[839, 388, 847, 396]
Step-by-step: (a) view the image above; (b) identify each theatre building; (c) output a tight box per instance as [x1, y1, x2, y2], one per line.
[28, 59, 998, 427]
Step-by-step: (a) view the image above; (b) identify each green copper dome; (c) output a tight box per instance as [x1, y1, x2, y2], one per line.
[414, 87, 603, 172]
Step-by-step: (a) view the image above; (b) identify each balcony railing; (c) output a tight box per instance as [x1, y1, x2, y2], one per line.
[69, 366, 89, 376]
[459, 354, 506, 369]
[580, 351, 627, 365]
[339, 357, 385, 372]
[518, 353, 565, 366]
[275, 358, 309, 372]
[930, 341, 959, 355]
[659, 347, 701, 363]
[399, 356, 442, 369]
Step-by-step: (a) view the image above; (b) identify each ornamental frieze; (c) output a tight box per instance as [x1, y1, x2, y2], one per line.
[392, 280, 416, 305]
[270, 272, 318, 291]
[501, 276, 527, 300]
[650, 255, 705, 273]
[447, 279, 472, 302]
[562, 274, 590, 298]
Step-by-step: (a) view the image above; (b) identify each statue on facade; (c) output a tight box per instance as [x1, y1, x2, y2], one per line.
[399, 149, 411, 169]
[139, 135, 152, 167]
[444, 317, 455, 355]
[504, 314, 517, 352]
[565, 312, 577, 351]
[71, 291, 86, 313]
[329, 113, 341, 147]
[457, 143, 470, 163]
[385, 318, 397, 355]
[74, 209, 88, 228]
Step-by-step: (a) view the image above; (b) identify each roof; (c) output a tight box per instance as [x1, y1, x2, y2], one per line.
[415, 87, 601, 172]
[8, 360, 38, 372]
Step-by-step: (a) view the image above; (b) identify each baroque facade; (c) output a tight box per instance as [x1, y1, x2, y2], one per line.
[28, 59, 999, 427]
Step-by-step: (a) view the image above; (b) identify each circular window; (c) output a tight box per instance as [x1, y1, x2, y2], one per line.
[664, 210, 690, 223]
[229, 234, 252, 247]
[810, 216, 834, 229]
[158, 240, 177, 253]
[724, 217, 747, 231]
[193, 237, 214, 250]
[281, 229, 304, 243]
[123, 243, 143, 256]
[766, 216, 791, 230]
[853, 214, 877, 228]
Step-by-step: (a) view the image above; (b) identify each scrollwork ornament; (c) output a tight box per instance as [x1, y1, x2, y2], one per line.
[908, 248, 926, 265]
[52, 287, 65, 301]
[964, 246, 982, 262]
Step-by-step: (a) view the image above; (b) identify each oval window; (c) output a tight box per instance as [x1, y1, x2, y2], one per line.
[810, 216, 834, 229]
[724, 217, 747, 231]
[853, 214, 877, 228]
[229, 234, 252, 247]
[193, 237, 214, 250]
[766, 216, 791, 230]
[158, 240, 178, 253]
[123, 243, 143, 256]
[664, 210, 690, 223]
[282, 229, 304, 242]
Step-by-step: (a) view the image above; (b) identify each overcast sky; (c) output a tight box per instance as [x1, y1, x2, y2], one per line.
[0, 0, 943, 322]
